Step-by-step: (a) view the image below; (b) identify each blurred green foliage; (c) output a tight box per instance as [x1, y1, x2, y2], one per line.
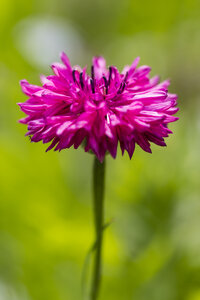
[0, 0, 200, 299]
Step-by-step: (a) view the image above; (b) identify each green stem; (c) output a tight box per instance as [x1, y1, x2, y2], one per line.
[90, 157, 106, 300]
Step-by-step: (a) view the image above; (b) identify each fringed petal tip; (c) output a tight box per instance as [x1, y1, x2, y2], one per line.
[20, 79, 28, 85]
[18, 118, 26, 124]
[60, 52, 71, 68]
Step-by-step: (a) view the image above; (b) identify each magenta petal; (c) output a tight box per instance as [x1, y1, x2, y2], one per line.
[127, 57, 140, 77]
[18, 53, 179, 161]
[20, 80, 42, 96]
[92, 56, 107, 79]
[60, 52, 71, 69]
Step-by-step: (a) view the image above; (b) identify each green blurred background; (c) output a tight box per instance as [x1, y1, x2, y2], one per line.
[0, 0, 200, 299]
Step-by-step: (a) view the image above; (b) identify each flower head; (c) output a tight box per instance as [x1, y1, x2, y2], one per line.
[18, 53, 179, 162]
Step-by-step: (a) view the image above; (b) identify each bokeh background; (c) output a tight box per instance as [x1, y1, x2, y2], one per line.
[0, 0, 200, 299]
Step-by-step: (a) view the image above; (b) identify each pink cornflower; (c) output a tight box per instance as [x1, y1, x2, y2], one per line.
[18, 53, 179, 162]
